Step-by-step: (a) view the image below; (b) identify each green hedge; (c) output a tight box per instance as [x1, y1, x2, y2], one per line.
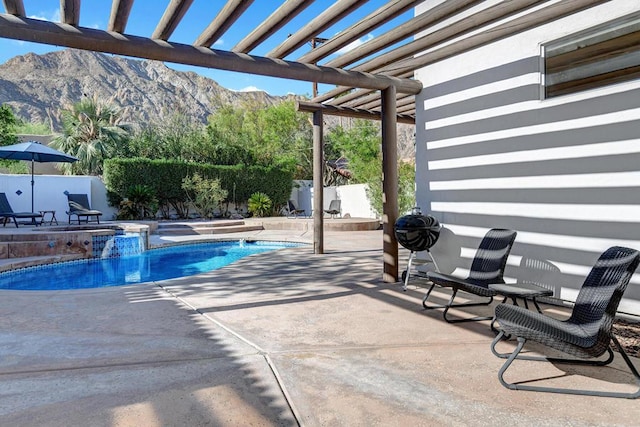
[103, 158, 294, 217]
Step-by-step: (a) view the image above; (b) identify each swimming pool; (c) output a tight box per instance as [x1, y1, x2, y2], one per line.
[0, 241, 302, 291]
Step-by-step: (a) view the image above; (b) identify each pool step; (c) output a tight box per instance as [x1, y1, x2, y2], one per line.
[156, 220, 263, 236]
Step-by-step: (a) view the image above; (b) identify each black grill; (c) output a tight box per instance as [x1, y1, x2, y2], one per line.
[394, 214, 441, 252]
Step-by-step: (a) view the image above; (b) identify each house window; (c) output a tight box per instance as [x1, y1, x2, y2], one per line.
[543, 12, 640, 98]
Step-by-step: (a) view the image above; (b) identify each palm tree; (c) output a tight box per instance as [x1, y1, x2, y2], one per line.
[51, 95, 129, 175]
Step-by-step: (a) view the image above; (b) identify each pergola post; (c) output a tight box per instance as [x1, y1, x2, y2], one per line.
[313, 109, 324, 254]
[381, 86, 398, 282]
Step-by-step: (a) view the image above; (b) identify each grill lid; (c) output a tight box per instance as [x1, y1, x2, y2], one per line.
[394, 213, 441, 252]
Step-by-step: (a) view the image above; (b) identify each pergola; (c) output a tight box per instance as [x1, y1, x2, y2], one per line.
[0, 0, 607, 282]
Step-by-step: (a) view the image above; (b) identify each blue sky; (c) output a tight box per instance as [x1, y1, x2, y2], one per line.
[0, 1, 411, 97]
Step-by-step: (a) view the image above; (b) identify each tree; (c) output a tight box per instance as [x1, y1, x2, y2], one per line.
[182, 173, 228, 219]
[124, 112, 207, 162]
[206, 100, 312, 176]
[0, 104, 19, 146]
[0, 104, 28, 174]
[326, 120, 415, 216]
[51, 96, 130, 175]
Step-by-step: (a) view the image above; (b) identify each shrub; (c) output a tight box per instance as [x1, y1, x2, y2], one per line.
[182, 173, 228, 219]
[104, 158, 294, 219]
[248, 192, 272, 217]
[117, 184, 158, 220]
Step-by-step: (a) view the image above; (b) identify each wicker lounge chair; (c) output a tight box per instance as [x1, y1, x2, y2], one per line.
[424, 228, 517, 323]
[324, 199, 341, 218]
[287, 200, 306, 218]
[67, 193, 102, 224]
[0, 192, 42, 227]
[491, 246, 640, 398]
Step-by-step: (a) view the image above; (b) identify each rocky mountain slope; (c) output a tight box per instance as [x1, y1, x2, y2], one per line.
[0, 49, 415, 160]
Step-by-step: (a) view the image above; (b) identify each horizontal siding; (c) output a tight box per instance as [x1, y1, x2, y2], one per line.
[414, 1, 640, 314]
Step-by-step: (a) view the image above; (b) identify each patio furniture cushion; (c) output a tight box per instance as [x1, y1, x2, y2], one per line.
[67, 193, 102, 224]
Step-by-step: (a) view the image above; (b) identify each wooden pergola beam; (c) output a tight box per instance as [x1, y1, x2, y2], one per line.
[194, 0, 254, 47]
[297, 0, 419, 64]
[358, 94, 414, 111]
[108, 0, 134, 34]
[152, 0, 194, 40]
[345, 92, 382, 109]
[397, 104, 415, 114]
[233, 0, 311, 54]
[0, 13, 422, 94]
[2, 0, 24, 16]
[324, 87, 373, 105]
[324, 0, 478, 69]
[315, 71, 414, 106]
[267, 0, 368, 59]
[61, 0, 80, 26]
[349, 0, 543, 75]
[387, 0, 610, 76]
[297, 101, 415, 125]
[313, 86, 355, 103]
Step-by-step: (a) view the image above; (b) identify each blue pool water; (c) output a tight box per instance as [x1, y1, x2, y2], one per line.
[0, 241, 301, 291]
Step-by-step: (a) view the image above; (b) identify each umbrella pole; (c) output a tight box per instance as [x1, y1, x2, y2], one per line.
[31, 158, 34, 212]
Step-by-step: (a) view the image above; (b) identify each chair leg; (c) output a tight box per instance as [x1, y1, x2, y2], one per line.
[492, 333, 640, 398]
[423, 284, 494, 322]
[442, 288, 494, 323]
[422, 282, 447, 310]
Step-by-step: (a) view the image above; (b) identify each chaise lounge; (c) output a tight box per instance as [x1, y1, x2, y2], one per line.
[67, 193, 102, 224]
[287, 200, 306, 218]
[0, 192, 42, 227]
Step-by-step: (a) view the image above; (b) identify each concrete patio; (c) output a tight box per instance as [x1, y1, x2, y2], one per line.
[0, 227, 638, 426]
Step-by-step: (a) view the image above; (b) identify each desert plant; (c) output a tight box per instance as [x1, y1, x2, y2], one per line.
[117, 184, 158, 220]
[182, 173, 228, 219]
[51, 95, 130, 176]
[247, 192, 272, 217]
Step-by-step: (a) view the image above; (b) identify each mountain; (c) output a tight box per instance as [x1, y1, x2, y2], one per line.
[0, 49, 415, 160]
[0, 49, 287, 127]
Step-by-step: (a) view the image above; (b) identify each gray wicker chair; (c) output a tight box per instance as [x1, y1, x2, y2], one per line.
[491, 246, 640, 398]
[424, 228, 517, 323]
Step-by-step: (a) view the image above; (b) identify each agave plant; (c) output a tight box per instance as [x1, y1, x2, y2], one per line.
[247, 192, 272, 218]
[117, 184, 158, 220]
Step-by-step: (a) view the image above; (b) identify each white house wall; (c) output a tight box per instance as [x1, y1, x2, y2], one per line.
[414, 0, 640, 315]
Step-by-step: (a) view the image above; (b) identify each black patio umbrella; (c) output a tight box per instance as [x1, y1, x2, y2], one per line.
[0, 141, 78, 211]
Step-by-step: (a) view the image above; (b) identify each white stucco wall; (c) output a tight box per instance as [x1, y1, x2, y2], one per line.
[414, 0, 640, 315]
[291, 181, 377, 219]
[0, 174, 117, 222]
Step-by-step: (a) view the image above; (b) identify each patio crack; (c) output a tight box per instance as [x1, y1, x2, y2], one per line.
[156, 282, 303, 427]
